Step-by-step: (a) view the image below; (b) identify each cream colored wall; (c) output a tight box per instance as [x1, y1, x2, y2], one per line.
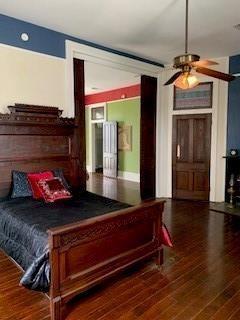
[0, 45, 66, 114]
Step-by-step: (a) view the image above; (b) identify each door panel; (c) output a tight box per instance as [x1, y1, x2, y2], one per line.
[172, 114, 211, 200]
[194, 172, 206, 191]
[193, 118, 207, 162]
[176, 171, 189, 190]
[177, 119, 190, 162]
[103, 121, 117, 178]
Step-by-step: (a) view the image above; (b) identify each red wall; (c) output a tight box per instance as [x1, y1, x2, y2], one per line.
[85, 84, 140, 105]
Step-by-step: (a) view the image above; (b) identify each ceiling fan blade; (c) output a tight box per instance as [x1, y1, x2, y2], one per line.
[195, 67, 235, 82]
[191, 60, 218, 67]
[164, 71, 182, 85]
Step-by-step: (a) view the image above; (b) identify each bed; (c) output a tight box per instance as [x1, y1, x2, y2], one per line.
[0, 104, 165, 320]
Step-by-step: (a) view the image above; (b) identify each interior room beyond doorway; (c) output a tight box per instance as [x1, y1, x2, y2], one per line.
[85, 61, 141, 183]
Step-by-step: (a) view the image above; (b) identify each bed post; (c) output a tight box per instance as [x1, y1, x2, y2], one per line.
[50, 297, 65, 320]
[154, 205, 164, 267]
[71, 58, 86, 192]
[49, 237, 68, 320]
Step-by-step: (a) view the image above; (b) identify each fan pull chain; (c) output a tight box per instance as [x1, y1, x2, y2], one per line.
[185, 0, 189, 54]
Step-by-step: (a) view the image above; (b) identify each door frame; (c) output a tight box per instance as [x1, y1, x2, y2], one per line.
[157, 58, 229, 202]
[172, 113, 212, 200]
[87, 103, 106, 173]
[65, 40, 162, 186]
[65, 40, 162, 118]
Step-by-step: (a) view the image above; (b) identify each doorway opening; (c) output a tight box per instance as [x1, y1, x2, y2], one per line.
[85, 61, 141, 181]
[93, 123, 103, 173]
[88, 103, 106, 176]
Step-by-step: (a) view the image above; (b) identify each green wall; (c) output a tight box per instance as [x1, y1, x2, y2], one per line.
[107, 98, 140, 173]
[85, 98, 140, 174]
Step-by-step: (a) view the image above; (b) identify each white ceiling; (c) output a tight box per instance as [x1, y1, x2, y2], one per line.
[1, 0, 240, 64]
[85, 62, 140, 94]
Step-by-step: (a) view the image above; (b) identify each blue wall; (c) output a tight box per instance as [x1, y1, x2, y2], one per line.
[0, 14, 163, 67]
[227, 55, 240, 151]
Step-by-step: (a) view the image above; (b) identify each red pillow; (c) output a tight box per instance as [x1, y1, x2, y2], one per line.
[38, 177, 72, 203]
[27, 171, 54, 199]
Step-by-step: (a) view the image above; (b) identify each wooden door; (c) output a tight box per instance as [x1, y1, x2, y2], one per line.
[172, 114, 211, 200]
[140, 75, 157, 200]
[103, 121, 118, 178]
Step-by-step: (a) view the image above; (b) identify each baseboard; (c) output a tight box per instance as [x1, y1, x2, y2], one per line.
[117, 171, 140, 182]
[87, 167, 140, 182]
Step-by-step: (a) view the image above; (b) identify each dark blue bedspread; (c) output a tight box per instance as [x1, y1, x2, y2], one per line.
[0, 192, 129, 292]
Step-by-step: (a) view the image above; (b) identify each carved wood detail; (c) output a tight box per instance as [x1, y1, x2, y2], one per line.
[0, 104, 74, 126]
[0, 103, 83, 197]
[60, 209, 157, 247]
[49, 200, 164, 320]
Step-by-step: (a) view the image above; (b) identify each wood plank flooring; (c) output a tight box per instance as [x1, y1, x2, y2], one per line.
[1, 173, 240, 319]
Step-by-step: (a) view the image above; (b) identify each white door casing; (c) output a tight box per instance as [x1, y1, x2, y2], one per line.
[156, 57, 229, 202]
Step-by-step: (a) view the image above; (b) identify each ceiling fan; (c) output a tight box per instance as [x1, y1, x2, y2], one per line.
[164, 0, 235, 89]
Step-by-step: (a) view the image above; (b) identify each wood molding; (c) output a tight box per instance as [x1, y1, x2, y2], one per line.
[140, 75, 157, 200]
[0, 104, 74, 126]
[71, 58, 86, 191]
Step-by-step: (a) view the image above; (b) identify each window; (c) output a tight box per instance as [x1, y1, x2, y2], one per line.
[91, 107, 104, 120]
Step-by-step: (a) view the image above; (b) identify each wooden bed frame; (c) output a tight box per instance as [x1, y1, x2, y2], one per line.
[49, 199, 164, 320]
[0, 104, 164, 320]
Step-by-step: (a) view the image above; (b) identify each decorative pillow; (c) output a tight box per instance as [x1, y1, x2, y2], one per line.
[27, 171, 54, 199]
[11, 171, 33, 198]
[52, 168, 70, 190]
[38, 177, 72, 203]
[161, 223, 173, 247]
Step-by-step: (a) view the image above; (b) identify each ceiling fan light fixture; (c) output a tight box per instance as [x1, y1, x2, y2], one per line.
[164, 0, 235, 87]
[174, 72, 199, 89]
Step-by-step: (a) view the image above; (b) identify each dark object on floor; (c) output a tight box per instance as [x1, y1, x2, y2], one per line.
[209, 201, 240, 217]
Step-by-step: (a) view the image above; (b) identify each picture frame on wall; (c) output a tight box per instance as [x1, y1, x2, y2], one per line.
[173, 81, 213, 110]
[118, 125, 132, 151]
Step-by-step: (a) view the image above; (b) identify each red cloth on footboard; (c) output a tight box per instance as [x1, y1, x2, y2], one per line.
[161, 224, 173, 247]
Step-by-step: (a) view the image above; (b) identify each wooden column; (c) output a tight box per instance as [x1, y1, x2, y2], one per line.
[71, 58, 86, 191]
[140, 75, 157, 200]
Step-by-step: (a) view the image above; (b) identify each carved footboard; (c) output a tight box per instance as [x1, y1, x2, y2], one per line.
[48, 199, 165, 320]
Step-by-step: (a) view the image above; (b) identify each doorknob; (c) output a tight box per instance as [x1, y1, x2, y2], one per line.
[177, 144, 181, 159]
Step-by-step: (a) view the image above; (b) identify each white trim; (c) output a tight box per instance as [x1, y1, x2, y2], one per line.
[88, 103, 106, 172]
[118, 171, 140, 182]
[65, 40, 161, 189]
[65, 40, 162, 117]
[0, 43, 64, 61]
[156, 57, 229, 202]
[89, 102, 107, 123]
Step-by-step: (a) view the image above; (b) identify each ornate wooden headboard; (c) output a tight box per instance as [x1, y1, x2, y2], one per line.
[0, 104, 86, 197]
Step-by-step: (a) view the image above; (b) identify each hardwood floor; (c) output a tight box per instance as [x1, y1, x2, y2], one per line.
[87, 173, 141, 205]
[1, 174, 240, 319]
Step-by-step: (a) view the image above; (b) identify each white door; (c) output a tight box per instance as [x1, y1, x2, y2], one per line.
[103, 121, 117, 178]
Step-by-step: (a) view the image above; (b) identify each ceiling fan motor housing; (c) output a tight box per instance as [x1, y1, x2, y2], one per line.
[173, 54, 200, 68]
